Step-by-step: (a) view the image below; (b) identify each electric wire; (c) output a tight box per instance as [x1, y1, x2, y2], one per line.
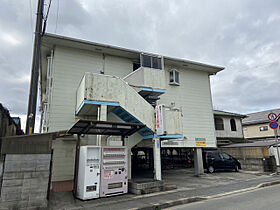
[55, 0, 59, 33]
[42, 0, 52, 35]
[29, 0, 34, 40]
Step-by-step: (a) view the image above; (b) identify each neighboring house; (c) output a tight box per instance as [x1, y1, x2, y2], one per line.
[39, 33, 224, 189]
[242, 108, 280, 140]
[0, 104, 23, 138]
[213, 110, 246, 146]
[220, 141, 277, 172]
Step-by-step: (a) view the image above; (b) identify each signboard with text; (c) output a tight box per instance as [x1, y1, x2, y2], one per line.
[195, 138, 206, 147]
[155, 105, 166, 135]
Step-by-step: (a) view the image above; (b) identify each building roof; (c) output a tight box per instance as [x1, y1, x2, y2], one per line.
[242, 108, 280, 125]
[40, 33, 224, 99]
[213, 110, 247, 118]
[12, 117, 21, 126]
[221, 140, 278, 148]
[0, 103, 24, 135]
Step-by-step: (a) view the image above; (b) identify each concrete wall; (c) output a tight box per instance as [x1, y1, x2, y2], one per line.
[159, 66, 216, 148]
[215, 116, 243, 138]
[220, 147, 275, 172]
[79, 73, 155, 131]
[0, 154, 51, 209]
[124, 67, 166, 90]
[243, 123, 278, 139]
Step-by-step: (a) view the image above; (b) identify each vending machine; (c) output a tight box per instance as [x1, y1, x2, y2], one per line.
[77, 146, 101, 200]
[100, 146, 128, 197]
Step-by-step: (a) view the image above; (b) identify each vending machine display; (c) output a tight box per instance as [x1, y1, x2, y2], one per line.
[77, 146, 101, 200]
[100, 146, 128, 197]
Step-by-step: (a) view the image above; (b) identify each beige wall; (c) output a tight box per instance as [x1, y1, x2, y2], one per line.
[215, 116, 244, 139]
[243, 123, 278, 139]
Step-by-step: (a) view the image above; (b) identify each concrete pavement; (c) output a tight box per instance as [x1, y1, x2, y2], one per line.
[48, 169, 280, 210]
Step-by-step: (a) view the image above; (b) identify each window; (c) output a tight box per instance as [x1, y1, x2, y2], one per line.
[230, 119, 237, 131]
[259, 126, 268, 131]
[169, 69, 180, 85]
[220, 153, 231, 160]
[133, 63, 140, 71]
[214, 117, 224, 130]
[140, 54, 162, 69]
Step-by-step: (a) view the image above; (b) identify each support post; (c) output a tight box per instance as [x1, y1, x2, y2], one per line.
[97, 105, 107, 145]
[123, 137, 132, 179]
[153, 137, 162, 180]
[194, 148, 204, 176]
[274, 129, 280, 174]
[73, 135, 81, 197]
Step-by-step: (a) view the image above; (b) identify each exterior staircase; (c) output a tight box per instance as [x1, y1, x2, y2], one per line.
[76, 73, 155, 138]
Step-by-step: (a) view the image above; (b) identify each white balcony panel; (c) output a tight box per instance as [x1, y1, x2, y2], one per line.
[76, 73, 155, 132]
[123, 67, 166, 91]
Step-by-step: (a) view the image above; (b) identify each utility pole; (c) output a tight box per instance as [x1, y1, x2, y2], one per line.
[26, 0, 44, 134]
[274, 114, 280, 174]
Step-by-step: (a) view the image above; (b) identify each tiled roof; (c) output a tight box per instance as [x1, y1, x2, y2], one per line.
[242, 108, 280, 125]
[213, 110, 246, 118]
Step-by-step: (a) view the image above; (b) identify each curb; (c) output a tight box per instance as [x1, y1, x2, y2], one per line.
[134, 180, 280, 210]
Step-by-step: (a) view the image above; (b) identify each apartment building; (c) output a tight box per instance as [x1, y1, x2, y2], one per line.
[40, 34, 224, 189]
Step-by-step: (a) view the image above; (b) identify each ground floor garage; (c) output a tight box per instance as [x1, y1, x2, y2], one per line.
[131, 147, 194, 179]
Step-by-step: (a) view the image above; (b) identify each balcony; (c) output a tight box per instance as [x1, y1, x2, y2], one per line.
[123, 67, 166, 101]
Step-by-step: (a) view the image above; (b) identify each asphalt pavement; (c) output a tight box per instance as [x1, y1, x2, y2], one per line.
[48, 169, 280, 210]
[167, 183, 280, 210]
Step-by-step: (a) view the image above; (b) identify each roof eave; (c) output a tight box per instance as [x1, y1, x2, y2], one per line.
[42, 33, 225, 74]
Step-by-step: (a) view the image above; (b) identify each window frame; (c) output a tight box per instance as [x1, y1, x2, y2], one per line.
[140, 53, 162, 70]
[214, 117, 224, 130]
[259, 126, 268, 132]
[230, 119, 237, 131]
[169, 69, 180, 85]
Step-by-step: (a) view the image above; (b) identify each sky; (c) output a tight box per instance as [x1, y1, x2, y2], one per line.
[0, 0, 279, 132]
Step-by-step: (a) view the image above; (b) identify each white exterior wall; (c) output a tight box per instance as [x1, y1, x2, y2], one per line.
[47, 47, 133, 183]
[159, 66, 216, 148]
[215, 116, 244, 138]
[48, 46, 133, 132]
[44, 45, 218, 182]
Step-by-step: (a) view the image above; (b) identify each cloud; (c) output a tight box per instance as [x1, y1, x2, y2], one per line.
[0, 0, 279, 134]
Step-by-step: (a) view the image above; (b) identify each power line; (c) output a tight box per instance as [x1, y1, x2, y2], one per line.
[42, 0, 52, 35]
[29, 0, 34, 37]
[55, 0, 59, 33]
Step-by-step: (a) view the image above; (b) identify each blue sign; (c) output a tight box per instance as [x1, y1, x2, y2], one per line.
[269, 122, 279, 130]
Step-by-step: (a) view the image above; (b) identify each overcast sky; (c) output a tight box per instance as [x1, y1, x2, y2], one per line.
[0, 0, 279, 132]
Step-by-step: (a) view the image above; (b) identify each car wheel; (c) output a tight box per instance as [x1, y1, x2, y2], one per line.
[234, 164, 239, 172]
[208, 165, 215, 173]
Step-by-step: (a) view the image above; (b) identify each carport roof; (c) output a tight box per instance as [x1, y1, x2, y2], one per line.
[67, 119, 145, 136]
[221, 140, 278, 148]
